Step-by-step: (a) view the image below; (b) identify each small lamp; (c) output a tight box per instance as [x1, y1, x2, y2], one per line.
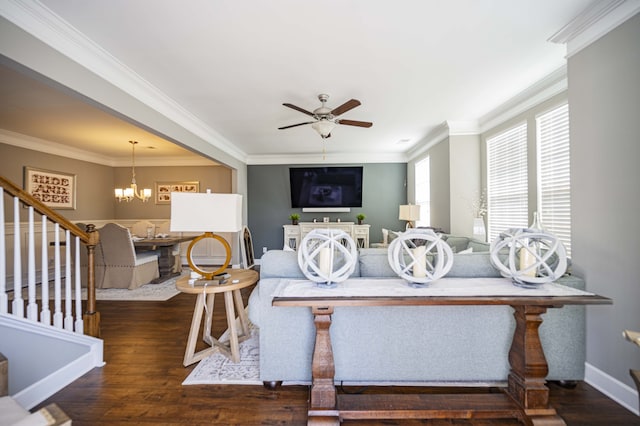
[399, 204, 421, 229]
[170, 191, 243, 279]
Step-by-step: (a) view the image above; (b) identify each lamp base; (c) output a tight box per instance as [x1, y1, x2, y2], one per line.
[186, 232, 232, 279]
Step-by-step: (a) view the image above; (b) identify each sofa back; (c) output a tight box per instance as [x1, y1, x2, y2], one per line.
[260, 247, 502, 280]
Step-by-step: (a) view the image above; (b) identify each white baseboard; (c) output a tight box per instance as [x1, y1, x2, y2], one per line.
[1, 314, 104, 410]
[585, 362, 639, 415]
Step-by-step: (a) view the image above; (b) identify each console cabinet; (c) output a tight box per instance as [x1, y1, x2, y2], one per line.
[283, 222, 370, 250]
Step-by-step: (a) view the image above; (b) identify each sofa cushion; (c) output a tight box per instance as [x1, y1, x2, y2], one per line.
[358, 248, 396, 277]
[468, 239, 490, 252]
[260, 249, 360, 279]
[443, 236, 470, 253]
[446, 252, 502, 278]
[260, 250, 306, 279]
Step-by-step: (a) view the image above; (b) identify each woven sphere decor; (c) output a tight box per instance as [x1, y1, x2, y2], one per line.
[489, 228, 567, 287]
[387, 229, 453, 287]
[298, 228, 358, 288]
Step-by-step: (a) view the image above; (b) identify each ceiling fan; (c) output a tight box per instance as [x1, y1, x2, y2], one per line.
[278, 94, 373, 138]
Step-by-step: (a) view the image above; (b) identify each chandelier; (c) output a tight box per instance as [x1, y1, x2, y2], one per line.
[114, 140, 151, 202]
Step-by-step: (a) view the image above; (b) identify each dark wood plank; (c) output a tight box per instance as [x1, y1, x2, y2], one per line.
[339, 393, 521, 420]
[30, 285, 638, 426]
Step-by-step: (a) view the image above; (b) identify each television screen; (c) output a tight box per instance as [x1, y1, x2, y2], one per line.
[289, 166, 363, 208]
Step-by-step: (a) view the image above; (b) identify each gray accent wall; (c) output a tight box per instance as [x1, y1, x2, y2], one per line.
[569, 13, 640, 392]
[248, 163, 407, 256]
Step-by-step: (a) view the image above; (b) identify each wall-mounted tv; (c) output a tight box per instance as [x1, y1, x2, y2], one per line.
[289, 166, 363, 208]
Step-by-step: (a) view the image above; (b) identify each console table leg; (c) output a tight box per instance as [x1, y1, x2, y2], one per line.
[309, 306, 339, 426]
[507, 305, 566, 425]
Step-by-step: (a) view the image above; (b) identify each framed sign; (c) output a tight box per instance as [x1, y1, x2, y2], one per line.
[155, 181, 200, 204]
[24, 167, 77, 210]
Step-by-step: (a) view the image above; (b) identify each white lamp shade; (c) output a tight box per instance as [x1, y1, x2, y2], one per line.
[399, 204, 421, 221]
[170, 192, 243, 233]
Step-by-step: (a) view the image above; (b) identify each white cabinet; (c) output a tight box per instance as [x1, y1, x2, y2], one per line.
[283, 222, 370, 250]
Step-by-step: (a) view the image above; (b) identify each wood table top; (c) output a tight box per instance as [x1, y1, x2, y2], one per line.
[176, 269, 258, 294]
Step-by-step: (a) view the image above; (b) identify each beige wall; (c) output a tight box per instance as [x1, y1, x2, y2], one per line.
[113, 165, 232, 220]
[1, 142, 114, 221]
[428, 138, 451, 233]
[568, 13, 640, 400]
[449, 134, 481, 237]
[1, 143, 232, 221]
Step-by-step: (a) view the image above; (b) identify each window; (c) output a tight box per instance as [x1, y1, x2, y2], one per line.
[537, 103, 571, 256]
[414, 156, 430, 227]
[486, 123, 528, 241]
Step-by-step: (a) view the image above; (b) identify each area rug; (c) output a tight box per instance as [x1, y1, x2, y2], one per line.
[14, 271, 188, 302]
[88, 275, 184, 301]
[182, 324, 263, 385]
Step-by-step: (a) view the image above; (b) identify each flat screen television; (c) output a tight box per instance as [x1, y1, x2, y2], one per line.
[289, 166, 363, 208]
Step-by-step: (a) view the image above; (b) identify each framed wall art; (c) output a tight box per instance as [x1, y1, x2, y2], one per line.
[155, 181, 200, 204]
[23, 167, 77, 210]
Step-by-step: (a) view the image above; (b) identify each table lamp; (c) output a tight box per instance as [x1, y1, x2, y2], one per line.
[170, 191, 243, 279]
[399, 204, 421, 229]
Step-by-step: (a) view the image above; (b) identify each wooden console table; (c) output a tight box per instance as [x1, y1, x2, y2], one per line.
[273, 279, 611, 425]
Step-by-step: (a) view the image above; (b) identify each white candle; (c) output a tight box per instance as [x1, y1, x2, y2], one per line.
[519, 246, 536, 277]
[412, 246, 426, 278]
[319, 247, 331, 276]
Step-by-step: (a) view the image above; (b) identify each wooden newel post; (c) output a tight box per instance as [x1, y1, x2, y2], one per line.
[83, 224, 101, 338]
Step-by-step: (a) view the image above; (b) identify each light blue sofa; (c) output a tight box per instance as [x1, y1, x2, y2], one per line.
[247, 237, 585, 386]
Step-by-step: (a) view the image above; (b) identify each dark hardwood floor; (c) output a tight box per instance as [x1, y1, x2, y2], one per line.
[35, 284, 639, 425]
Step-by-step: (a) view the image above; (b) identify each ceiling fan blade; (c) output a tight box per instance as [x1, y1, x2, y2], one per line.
[278, 121, 315, 130]
[337, 119, 373, 128]
[331, 99, 361, 116]
[283, 103, 315, 117]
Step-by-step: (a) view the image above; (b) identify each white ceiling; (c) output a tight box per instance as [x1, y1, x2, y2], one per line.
[0, 0, 596, 165]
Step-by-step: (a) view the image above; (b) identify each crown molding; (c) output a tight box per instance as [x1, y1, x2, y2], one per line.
[549, 0, 640, 57]
[0, 0, 248, 164]
[446, 120, 480, 135]
[0, 129, 218, 167]
[405, 123, 450, 162]
[478, 65, 567, 134]
[246, 151, 407, 165]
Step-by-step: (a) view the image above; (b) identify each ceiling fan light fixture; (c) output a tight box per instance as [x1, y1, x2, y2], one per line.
[312, 119, 336, 138]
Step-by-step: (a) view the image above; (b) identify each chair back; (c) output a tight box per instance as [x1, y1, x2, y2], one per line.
[131, 220, 155, 238]
[98, 223, 136, 288]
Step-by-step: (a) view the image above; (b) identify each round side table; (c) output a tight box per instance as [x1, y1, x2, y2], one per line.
[176, 268, 259, 366]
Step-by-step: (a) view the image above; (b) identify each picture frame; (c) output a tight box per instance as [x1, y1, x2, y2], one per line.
[155, 181, 200, 204]
[23, 166, 77, 210]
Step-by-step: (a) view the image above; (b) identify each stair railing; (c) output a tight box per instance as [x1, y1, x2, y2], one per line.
[0, 175, 100, 337]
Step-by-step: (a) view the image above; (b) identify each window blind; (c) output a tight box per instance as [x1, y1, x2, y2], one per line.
[487, 123, 528, 241]
[414, 156, 430, 227]
[537, 103, 571, 256]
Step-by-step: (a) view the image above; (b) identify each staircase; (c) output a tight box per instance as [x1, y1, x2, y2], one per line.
[0, 352, 71, 425]
[0, 175, 103, 410]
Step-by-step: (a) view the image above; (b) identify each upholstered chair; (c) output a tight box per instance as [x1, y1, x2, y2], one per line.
[97, 223, 159, 289]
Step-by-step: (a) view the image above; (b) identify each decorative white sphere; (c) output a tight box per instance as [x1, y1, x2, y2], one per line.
[490, 228, 567, 287]
[298, 228, 357, 287]
[387, 230, 453, 286]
